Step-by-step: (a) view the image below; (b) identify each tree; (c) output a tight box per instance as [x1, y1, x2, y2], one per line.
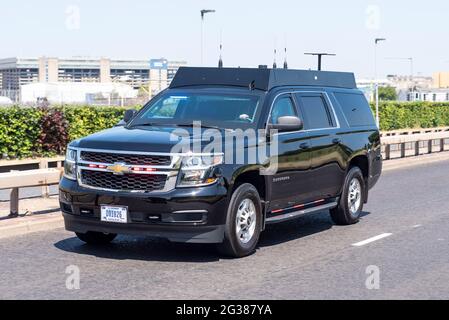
[378, 86, 397, 101]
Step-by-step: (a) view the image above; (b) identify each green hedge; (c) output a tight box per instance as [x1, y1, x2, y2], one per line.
[0, 107, 42, 158]
[63, 106, 128, 141]
[371, 102, 449, 131]
[0, 105, 131, 159]
[1, 102, 449, 159]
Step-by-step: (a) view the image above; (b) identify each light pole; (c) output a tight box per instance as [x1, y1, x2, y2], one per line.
[200, 9, 216, 66]
[374, 38, 386, 128]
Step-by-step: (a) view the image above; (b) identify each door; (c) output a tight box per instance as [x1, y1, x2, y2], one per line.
[294, 92, 345, 200]
[266, 93, 312, 211]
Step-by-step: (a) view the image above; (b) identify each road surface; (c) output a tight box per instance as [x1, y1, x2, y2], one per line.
[1, 159, 448, 299]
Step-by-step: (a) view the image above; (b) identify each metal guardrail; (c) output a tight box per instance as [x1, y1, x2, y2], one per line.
[0, 157, 65, 198]
[381, 129, 449, 160]
[381, 126, 449, 137]
[0, 168, 63, 217]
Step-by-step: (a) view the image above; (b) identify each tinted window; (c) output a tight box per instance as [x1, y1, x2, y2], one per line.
[296, 95, 332, 129]
[334, 92, 375, 127]
[270, 96, 297, 124]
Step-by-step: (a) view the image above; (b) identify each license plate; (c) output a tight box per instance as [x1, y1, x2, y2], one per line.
[101, 206, 128, 224]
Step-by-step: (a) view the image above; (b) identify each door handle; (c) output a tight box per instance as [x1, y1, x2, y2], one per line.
[332, 138, 342, 145]
[299, 142, 310, 150]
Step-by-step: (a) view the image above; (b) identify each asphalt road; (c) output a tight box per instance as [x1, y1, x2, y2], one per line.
[1, 159, 449, 300]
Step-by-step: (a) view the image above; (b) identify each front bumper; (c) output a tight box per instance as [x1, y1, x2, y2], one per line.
[59, 177, 229, 244]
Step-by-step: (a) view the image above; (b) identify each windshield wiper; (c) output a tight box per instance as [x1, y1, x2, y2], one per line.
[128, 122, 231, 131]
[173, 123, 232, 131]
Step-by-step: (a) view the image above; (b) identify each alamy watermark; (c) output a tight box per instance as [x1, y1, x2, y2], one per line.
[169, 121, 280, 176]
[365, 5, 381, 30]
[365, 265, 380, 290]
[65, 5, 81, 31]
[65, 265, 81, 290]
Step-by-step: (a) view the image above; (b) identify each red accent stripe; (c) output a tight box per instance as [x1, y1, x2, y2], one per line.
[272, 199, 327, 215]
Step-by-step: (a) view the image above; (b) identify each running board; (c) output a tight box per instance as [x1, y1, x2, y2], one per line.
[266, 202, 338, 224]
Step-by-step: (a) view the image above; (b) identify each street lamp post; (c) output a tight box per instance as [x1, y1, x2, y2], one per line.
[374, 38, 386, 128]
[200, 9, 216, 66]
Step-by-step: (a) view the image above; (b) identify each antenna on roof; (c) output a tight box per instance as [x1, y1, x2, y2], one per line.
[218, 30, 223, 68]
[283, 35, 288, 69]
[273, 49, 277, 69]
[283, 47, 288, 69]
[304, 52, 336, 71]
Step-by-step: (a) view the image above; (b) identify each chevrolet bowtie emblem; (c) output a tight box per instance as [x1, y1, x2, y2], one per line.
[107, 163, 131, 175]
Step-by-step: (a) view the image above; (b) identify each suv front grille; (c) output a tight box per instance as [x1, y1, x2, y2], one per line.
[80, 151, 172, 166]
[80, 170, 167, 192]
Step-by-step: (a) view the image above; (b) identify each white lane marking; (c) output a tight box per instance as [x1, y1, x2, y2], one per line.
[352, 233, 393, 247]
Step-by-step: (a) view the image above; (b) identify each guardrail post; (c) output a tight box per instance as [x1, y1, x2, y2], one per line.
[428, 140, 433, 154]
[39, 159, 49, 198]
[400, 143, 406, 158]
[414, 141, 420, 156]
[440, 139, 445, 152]
[385, 145, 391, 160]
[10, 187, 19, 217]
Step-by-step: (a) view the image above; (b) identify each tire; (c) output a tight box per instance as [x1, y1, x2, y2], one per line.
[217, 183, 262, 258]
[76, 232, 117, 245]
[330, 167, 365, 226]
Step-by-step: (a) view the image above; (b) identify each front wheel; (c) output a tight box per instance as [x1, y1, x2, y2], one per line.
[76, 231, 117, 245]
[330, 167, 365, 225]
[217, 183, 262, 258]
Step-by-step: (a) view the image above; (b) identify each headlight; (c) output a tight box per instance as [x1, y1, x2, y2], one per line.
[177, 154, 223, 187]
[64, 148, 77, 180]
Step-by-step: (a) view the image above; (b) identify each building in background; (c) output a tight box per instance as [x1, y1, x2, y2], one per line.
[387, 75, 433, 91]
[149, 59, 168, 97]
[20, 82, 137, 105]
[357, 75, 439, 102]
[405, 89, 449, 102]
[0, 56, 187, 103]
[356, 78, 392, 102]
[433, 72, 449, 89]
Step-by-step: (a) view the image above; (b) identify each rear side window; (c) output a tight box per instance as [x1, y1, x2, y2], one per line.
[296, 95, 332, 130]
[334, 92, 375, 127]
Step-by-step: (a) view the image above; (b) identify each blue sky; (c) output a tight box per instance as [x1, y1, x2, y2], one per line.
[2, 0, 449, 78]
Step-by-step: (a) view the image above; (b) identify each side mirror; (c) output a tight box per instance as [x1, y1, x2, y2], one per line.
[123, 109, 137, 124]
[268, 116, 304, 133]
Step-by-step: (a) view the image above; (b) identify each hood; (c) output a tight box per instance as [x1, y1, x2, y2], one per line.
[71, 125, 254, 154]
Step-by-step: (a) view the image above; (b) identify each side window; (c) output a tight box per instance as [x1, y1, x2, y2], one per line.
[270, 96, 297, 124]
[334, 92, 376, 127]
[296, 94, 332, 130]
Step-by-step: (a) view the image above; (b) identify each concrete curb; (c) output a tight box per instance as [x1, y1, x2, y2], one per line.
[0, 213, 63, 240]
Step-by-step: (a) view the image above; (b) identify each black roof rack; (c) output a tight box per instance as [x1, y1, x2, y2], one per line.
[170, 67, 357, 91]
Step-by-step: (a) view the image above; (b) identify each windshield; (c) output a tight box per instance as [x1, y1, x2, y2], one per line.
[129, 90, 263, 129]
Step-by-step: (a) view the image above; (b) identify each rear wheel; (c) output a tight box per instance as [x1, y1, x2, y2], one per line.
[217, 183, 262, 258]
[330, 167, 365, 225]
[76, 232, 117, 245]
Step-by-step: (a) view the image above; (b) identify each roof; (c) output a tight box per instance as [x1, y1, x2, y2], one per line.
[170, 67, 357, 91]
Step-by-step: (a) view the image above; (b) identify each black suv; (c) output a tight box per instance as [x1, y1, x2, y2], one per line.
[60, 67, 382, 257]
